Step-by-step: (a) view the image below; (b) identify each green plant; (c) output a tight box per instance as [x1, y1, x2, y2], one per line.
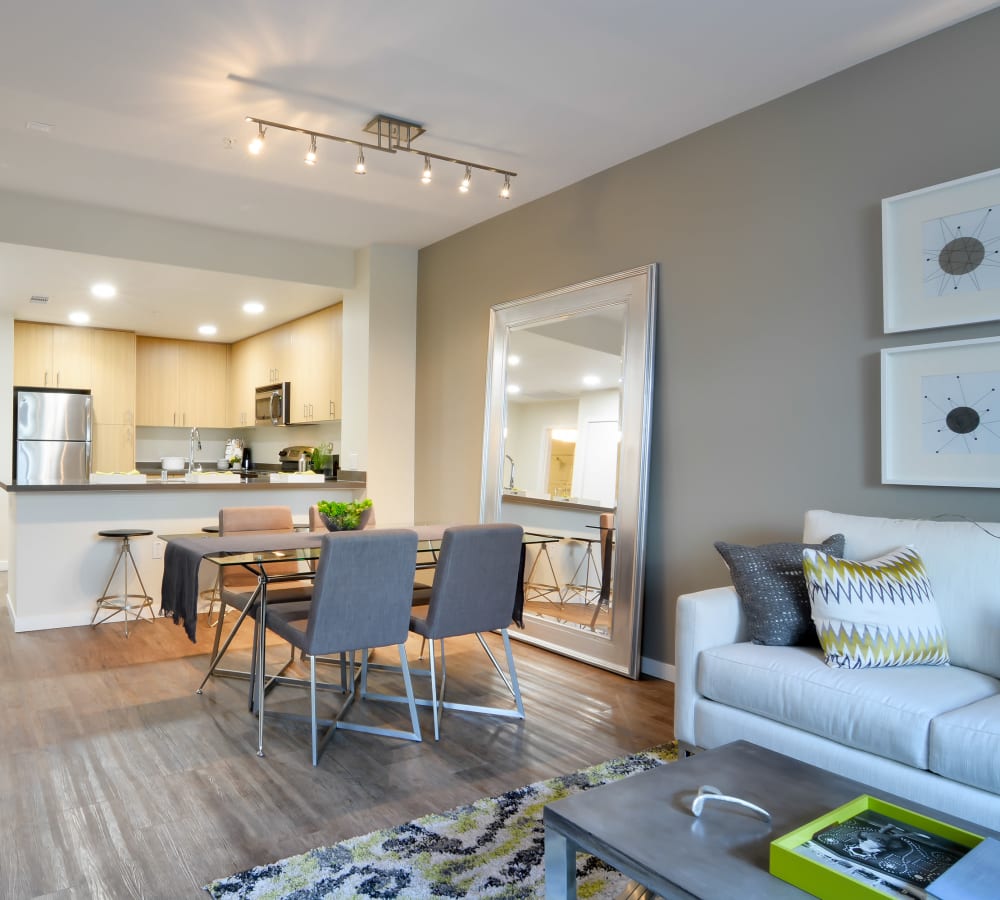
[316, 497, 373, 530]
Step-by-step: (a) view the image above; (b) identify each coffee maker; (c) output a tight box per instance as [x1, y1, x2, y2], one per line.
[241, 447, 253, 471]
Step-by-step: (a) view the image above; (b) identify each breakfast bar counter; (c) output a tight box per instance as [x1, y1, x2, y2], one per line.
[2, 477, 366, 632]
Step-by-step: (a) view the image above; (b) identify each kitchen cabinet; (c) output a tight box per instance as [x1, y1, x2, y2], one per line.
[228, 338, 254, 427]
[286, 304, 343, 423]
[90, 329, 136, 426]
[228, 303, 343, 426]
[92, 423, 135, 473]
[13, 321, 92, 389]
[136, 337, 229, 427]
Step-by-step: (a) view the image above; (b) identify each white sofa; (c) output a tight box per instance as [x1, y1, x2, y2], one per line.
[675, 509, 1000, 830]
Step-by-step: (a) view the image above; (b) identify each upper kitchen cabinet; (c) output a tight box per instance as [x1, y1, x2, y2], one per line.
[13, 321, 93, 389]
[136, 336, 229, 428]
[227, 304, 343, 426]
[286, 304, 343, 423]
[90, 329, 136, 426]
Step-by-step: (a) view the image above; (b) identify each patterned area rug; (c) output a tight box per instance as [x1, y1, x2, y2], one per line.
[205, 742, 677, 899]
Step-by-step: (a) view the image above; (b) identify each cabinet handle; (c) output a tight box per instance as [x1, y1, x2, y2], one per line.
[44, 371, 49, 386]
[56, 372, 61, 387]
[330, 401, 335, 418]
[173, 412, 177, 426]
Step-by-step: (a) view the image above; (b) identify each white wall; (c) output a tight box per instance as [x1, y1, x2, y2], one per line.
[505, 399, 580, 494]
[572, 389, 620, 506]
[366, 245, 418, 525]
[340, 248, 371, 470]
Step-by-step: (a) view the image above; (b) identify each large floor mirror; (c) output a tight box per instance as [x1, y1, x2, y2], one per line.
[481, 265, 657, 677]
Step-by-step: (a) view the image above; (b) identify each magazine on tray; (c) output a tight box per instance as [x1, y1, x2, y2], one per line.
[793, 809, 970, 898]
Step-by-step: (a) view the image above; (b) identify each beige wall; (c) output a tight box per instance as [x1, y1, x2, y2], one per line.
[414, 10, 1000, 668]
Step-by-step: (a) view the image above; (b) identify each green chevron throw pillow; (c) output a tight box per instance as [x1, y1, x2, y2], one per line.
[803, 545, 949, 669]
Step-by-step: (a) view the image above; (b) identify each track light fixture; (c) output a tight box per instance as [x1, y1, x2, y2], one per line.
[248, 122, 266, 155]
[243, 113, 516, 200]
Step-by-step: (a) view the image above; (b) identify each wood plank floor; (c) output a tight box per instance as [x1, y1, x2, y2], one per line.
[0, 572, 674, 899]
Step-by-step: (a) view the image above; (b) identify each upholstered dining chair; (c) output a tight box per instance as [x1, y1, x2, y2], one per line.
[390, 523, 525, 741]
[211, 506, 314, 670]
[260, 528, 422, 764]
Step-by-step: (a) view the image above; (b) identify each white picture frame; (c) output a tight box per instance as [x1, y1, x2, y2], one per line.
[883, 166, 1000, 333]
[882, 336, 1000, 488]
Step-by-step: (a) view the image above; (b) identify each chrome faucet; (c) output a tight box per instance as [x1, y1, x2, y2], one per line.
[505, 454, 515, 491]
[188, 426, 202, 473]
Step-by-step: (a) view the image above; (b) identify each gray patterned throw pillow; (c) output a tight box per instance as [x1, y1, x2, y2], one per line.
[714, 534, 846, 646]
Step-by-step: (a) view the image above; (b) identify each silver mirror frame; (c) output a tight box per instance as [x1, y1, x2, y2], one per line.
[481, 265, 657, 677]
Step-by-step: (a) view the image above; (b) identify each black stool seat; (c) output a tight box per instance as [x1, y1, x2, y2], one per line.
[92, 529, 156, 637]
[202, 525, 219, 533]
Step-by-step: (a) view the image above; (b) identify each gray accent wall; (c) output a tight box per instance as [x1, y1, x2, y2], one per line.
[414, 10, 1000, 669]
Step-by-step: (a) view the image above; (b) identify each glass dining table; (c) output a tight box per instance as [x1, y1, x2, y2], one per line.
[158, 527, 561, 756]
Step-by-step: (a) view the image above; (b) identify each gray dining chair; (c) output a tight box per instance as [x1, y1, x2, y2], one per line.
[260, 528, 422, 764]
[386, 523, 525, 741]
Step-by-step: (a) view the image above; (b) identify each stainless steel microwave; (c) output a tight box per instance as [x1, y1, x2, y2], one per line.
[255, 382, 290, 425]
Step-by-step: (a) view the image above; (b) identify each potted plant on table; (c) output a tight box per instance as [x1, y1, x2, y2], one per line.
[316, 498, 373, 531]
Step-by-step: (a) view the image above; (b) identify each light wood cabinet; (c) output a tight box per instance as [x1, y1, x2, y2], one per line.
[92, 423, 135, 473]
[227, 338, 255, 427]
[90, 330, 136, 426]
[136, 337, 229, 427]
[228, 303, 343, 426]
[287, 304, 343, 423]
[13, 321, 92, 389]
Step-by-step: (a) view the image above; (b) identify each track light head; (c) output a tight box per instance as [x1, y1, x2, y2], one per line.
[421, 156, 432, 184]
[499, 174, 512, 199]
[459, 165, 472, 193]
[304, 134, 317, 165]
[355, 146, 366, 175]
[248, 123, 266, 155]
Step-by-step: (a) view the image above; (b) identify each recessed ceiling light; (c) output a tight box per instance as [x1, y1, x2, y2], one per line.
[91, 282, 116, 299]
[68, 311, 90, 325]
[582, 374, 601, 387]
[506, 384, 521, 394]
[198, 324, 218, 336]
[507, 355, 521, 366]
[242, 300, 265, 314]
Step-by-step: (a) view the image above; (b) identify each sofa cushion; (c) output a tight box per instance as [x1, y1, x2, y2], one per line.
[930, 694, 1000, 794]
[714, 534, 845, 646]
[803, 511, 1000, 678]
[696, 642, 998, 769]
[804, 546, 949, 669]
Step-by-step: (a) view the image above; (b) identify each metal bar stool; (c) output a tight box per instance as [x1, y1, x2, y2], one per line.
[92, 528, 156, 636]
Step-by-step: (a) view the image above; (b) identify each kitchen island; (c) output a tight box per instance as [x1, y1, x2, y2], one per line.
[2, 476, 366, 632]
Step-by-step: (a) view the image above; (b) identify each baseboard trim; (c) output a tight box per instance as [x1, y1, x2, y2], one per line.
[640, 657, 675, 682]
[9, 607, 97, 633]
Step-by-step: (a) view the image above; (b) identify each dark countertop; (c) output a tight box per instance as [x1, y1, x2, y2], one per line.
[501, 491, 615, 514]
[0, 478, 367, 494]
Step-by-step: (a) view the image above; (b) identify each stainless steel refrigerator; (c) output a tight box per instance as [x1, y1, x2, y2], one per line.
[14, 387, 93, 484]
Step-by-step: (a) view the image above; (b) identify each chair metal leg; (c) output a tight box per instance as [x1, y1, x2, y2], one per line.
[428, 639, 441, 741]
[310, 655, 318, 766]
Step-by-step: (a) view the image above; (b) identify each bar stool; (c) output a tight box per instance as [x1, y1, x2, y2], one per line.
[92, 528, 156, 637]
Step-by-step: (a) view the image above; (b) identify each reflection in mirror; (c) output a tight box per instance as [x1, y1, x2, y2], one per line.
[481, 265, 656, 678]
[503, 307, 625, 637]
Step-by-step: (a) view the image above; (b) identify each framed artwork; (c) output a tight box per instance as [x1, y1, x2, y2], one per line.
[882, 336, 1000, 488]
[882, 167, 1000, 332]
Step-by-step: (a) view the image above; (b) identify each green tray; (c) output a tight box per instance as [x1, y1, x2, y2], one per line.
[770, 794, 983, 899]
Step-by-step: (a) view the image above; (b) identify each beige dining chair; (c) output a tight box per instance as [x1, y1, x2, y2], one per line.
[210, 506, 314, 669]
[260, 528, 422, 764]
[589, 512, 615, 630]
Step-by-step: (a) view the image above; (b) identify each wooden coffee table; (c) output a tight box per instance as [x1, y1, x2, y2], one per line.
[543, 740, 999, 899]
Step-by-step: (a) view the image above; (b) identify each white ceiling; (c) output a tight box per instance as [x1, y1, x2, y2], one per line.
[1, 0, 997, 340]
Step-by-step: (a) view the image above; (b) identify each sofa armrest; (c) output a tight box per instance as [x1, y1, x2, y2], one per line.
[674, 586, 747, 747]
